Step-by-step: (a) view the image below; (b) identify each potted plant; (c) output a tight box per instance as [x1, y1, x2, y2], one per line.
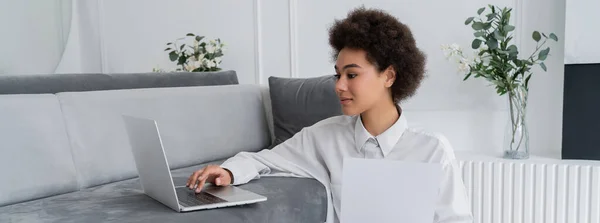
[441, 5, 558, 159]
[155, 33, 226, 72]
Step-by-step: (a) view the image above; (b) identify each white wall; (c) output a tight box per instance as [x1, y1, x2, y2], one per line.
[55, 0, 567, 158]
[564, 0, 600, 64]
[97, 0, 258, 84]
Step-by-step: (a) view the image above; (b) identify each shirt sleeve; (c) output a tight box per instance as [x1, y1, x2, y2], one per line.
[220, 127, 329, 185]
[434, 137, 474, 223]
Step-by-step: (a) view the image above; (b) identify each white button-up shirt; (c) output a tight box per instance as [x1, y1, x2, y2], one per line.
[220, 114, 473, 223]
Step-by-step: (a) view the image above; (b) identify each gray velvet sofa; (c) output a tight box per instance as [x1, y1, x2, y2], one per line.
[0, 70, 327, 222]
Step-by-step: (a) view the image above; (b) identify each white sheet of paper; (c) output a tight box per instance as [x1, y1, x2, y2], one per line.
[340, 157, 443, 223]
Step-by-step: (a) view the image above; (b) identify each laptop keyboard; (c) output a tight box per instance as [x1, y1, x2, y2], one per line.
[176, 187, 227, 207]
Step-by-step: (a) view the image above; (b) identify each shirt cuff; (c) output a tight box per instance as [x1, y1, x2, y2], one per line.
[220, 162, 246, 185]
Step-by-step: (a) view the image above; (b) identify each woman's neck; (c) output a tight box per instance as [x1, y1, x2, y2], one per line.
[360, 101, 401, 137]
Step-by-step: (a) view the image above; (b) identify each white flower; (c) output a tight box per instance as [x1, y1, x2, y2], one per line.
[440, 44, 452, 57]
[193, 60, 202, 68]
[441, 43, 463, 60]
[450, 43, 461, 52]
[206, 45, 216, 54]
[184, 63, 197, 72]
[457, 57, 471, 73]
[214, 57, 222, 64]
[206, 60, 216, 68]
[458, 62, 470, 73]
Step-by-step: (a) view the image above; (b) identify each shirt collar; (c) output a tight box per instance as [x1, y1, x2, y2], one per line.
[354, 108, 408, 157]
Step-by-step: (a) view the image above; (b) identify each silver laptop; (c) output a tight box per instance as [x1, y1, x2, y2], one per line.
[122, 115, 267, 212]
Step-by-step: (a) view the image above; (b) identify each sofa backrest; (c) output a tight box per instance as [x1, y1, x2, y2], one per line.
[0, 70, 239, 94]
[57, 84, 271, 189]
[0, 94, 78, 207]
[0, 71, 254, 206]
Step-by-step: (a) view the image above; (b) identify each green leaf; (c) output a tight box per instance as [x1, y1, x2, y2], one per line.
[525, 74, 532, 87]
[486, 13, 497, 21]
[472, 22, 485, 30]
[166, 42, 173, 45]
[177, 55, 187, 65]
[532, 31, 541, 42]
[507, 45, 518, 53]
[169, 51, 178, 62]
[463, 72, 473, 81]
[524, 60, 534, 65]
[483, 22, 492, 30]
[487, 38, 499, 50]
[513, 59, 522, 67]
[494, 30, 503, 40]
[511, 72, 519, 81]
[180, 44, 186, 51]
[186, 33, 195, 36]
[195, 35, 205, 42]
[549, 33, 558, 41]
[538, 47, 550, 60]
[504, 25, 515, 32]
[540, 62, 547, 71]
[542, 33, 547, 38]
[478, 7, 486, 15]
[492, 80, 505, 87]
[472, 39, 483, 49]
[465, 17, 475, 25]
[474, 32, 485, 37]
[164, 48, 172, 51]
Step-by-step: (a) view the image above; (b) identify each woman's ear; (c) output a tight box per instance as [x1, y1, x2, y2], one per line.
[384, 66, 396, 88]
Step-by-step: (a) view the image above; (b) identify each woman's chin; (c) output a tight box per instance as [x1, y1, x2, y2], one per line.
[341, 106, 361, 116]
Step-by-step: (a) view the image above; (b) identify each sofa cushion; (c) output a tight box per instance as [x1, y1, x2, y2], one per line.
[57, 84, 271, 189]
[268, 75, 342, 147]
[0, 94, 78, 207]
[0, 160, 328, 223]
[0, 70, 238, 94]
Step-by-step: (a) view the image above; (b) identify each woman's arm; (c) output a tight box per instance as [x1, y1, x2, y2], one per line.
[220, 127, 329, 185]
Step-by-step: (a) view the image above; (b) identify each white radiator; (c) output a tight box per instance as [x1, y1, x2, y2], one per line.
[458, 160, 600, 223]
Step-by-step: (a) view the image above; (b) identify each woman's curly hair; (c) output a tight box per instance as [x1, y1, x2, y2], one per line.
[328, 7, 426, 103]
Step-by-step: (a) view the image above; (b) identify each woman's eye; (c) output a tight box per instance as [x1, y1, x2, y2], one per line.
[348, 74, 357, 79]
[334, 74, 341, 79]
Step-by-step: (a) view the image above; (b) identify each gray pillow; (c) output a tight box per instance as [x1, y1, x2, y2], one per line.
[268, 75, 343, 148]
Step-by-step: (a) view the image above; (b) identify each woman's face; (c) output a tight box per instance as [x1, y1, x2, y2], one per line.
[334, 47, 395, 116]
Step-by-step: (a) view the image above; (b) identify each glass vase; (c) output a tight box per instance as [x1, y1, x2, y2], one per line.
[503, 85, 529, 159]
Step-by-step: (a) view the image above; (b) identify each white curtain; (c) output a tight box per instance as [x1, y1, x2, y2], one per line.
[55, 0, 104, 74]
[0, 0, 72, 75]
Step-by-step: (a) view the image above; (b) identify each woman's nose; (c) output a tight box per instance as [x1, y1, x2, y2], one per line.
[335, 76, 348, 93]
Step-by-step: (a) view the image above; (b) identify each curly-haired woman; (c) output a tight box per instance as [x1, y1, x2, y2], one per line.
[187, 6, 473, 223]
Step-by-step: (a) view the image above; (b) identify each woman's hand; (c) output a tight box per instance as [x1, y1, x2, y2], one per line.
[186, 165, 233, 193]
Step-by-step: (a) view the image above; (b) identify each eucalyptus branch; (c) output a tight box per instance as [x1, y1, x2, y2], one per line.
[443, 5, 558, 96]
